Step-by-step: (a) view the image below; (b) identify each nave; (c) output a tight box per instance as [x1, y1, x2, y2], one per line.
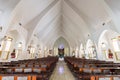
[50, 61, 75, 80]
[1, 0, 120, 80]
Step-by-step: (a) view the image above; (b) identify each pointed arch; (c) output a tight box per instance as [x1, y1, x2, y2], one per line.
[53, 36, 70, 56]
[85, 39, 97, 59]
[98, 29, 120, 61]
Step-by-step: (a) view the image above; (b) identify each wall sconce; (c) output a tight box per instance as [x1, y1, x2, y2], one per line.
[18, 42, 22, 48]
[101, 42, 106, 49]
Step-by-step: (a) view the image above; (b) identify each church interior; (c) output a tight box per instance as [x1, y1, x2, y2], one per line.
[0, 0, 120, 80]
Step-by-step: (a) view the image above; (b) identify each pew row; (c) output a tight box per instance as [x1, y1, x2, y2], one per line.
[0, 56, 58, 80]
[65, 57, 120, 80]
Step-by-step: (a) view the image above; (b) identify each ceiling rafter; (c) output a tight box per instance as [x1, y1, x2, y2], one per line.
[63, 0, 92, 32]
[61, 29, 77, 47]
[39, 14, 61, 39]
[4, 0, 118, 48]
[37, 13, 61, 38]
[25, 0, 60, 45]
[62, 14, 84, 39]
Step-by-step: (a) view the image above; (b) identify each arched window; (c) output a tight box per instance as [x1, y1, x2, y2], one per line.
[80, 44, 85, 58]
[98, 29, 120, 61]
[86, 39, 97, 59]
[112, 37, 120, 60]
[15, 42, 22, 58]
[30, 47, 35, 54]
[28, 46, 35, 53]
[0, 36, 13, 59]
[2, 37, 12, 51]
[112, 38, 120, 52]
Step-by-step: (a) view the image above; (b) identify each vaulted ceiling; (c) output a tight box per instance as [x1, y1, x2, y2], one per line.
[0, 0, 120, 48]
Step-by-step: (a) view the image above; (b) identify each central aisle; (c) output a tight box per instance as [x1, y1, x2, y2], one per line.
[50, 61, 75, 80]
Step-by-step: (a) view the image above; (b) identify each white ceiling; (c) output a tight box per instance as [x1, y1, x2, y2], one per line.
[0, 0, 120, 47]
[0, 0, 20, 30]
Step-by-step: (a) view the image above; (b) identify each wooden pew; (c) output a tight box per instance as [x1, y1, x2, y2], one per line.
[65, 57, 120, 80]
[0, 56, 58, 80]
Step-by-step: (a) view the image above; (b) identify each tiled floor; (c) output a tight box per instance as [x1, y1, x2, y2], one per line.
[50, 61, 75, 80]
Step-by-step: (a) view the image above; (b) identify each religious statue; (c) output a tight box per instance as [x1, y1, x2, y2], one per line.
[11, 49, 16, 58]
[108, 49, 113, 59]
